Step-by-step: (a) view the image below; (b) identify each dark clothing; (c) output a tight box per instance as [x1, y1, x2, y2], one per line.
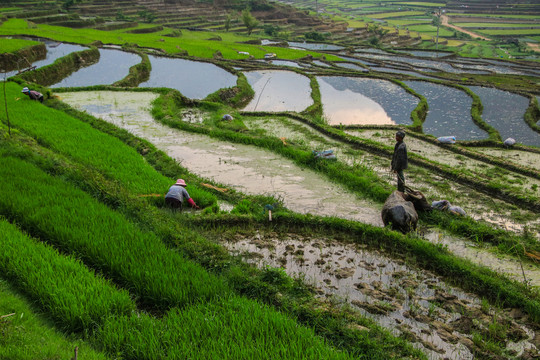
[26, 90, 44, 103]
[391, 141, 408, 171]
[391, 141, 408, 192]
[165, 197, 183, 210]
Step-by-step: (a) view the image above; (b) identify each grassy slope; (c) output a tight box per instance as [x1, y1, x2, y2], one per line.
[0, 18, 342, 61]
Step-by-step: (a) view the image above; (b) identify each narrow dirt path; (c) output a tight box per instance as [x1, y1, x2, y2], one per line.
[527, 42, 540, 53]
[441, 15, 491, 41]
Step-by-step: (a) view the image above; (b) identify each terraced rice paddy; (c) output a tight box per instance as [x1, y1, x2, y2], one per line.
[317, 76, 418, 125]
[2, 7, 540, 358]
[139, 54, 237, 99]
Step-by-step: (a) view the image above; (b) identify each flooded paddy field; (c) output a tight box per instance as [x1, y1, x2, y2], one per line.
[4, 40, 87, 78]
[57, 90, 540, 359]
[139, 55, 237, 99]
[246, 116, 540, 272]
[242, 70, 312, 112]
[59, 91, 381, 225]
[317, 76, 418, 126]
[468, 86, 540, 148]
[219, 231, 539, 359]
[404, 81, 488, 141]
[51, 48, 141, 88]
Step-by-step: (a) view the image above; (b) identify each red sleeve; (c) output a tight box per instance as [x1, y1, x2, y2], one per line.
[187, 198, 196, 207]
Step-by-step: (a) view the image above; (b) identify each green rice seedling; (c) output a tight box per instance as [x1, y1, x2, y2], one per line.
[0, 156, 229, 311]
[98, 295, 357, 359]
[0, 218, 135, 333]
[0, 38, 40, 53]
[0, 279, 109, 360]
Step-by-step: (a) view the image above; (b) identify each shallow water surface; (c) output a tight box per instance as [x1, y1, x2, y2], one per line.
[224, 232, 538, 359]
[5, 40, 87, 78]
[139, 55, 237, 99]
[468, 86, 539, 147]
[60, 91, 381, 224]
[51, 49, 141, 88]
[318, 76, 418, 125]
[404, 81, 487, 140]
[243, 70, 312, 112]
[288, 41, 344, 51]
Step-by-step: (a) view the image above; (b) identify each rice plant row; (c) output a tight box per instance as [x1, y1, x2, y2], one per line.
[0, 217, 353, 359]
[0, 155, 228, 311]
[0, 218, 134, 333]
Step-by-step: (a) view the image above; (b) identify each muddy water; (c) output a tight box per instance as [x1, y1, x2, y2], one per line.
[318, 77, 418, 126]
[368, 66, 440, 79]
[139, 55, 237, 99]
[51, 48, 141, 88]
[472, 147, 540, 170]
[242, 70, 312, 112]
[59, 91, 381, 225]
[468, 86, 539, 148]
[346, 129, 540, 234]
[223, 232, 538, 359]
[404, 81, 488, 141]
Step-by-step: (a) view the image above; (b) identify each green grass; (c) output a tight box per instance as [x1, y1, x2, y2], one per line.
[0, 18, 341, 61]
[0, 279, 109, 360]
[367, 11, 425, 19]
[0, 218, 135, 333]
[455, 23, 540, 28]
[394, 1, 444, 6]
[0, 38, 40, 53]
[481, 29, 540, 36]
[0, 155, 229, 311]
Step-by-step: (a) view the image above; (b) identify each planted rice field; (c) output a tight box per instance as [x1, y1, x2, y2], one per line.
[2, 6, 540, 358]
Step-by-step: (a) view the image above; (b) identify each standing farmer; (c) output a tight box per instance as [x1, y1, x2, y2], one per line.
[391, 130, 408, 192]
[165, 179, 200, 210]
[21, 87, 44, 103]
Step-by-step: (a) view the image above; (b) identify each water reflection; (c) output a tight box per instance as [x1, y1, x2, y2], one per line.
[60, 91, 382, 224]
[319, 76, 418, 125]
[139, 55, 237, 99]
[5, 41, 87, 78]
[288, 41, 344, 51]
[243, 70, 312, 112]
[468, 86, 539, 147]
[51, 48, 140, 88]
[404, 81, 488, 140]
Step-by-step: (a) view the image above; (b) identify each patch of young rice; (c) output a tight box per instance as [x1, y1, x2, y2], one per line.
[0, 156, 229, 311]
[3, 83, 169, 195]
[98, 295, 354, 360]
[0, 218, 135, 333]
[0, 38, 40, 53]
[0, 278, 109, 360]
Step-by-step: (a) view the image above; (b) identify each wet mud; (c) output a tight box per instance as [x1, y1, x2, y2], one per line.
[223, 231, 539, 360]
[60, 91, 381, 225]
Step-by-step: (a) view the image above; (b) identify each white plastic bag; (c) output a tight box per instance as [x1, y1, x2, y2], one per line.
[437, 136, 456, 144]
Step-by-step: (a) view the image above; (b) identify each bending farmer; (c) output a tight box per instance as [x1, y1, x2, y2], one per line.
[22, 87, 44, 103]
[165, 179, 200, 210]
[391, 130, 408, 192]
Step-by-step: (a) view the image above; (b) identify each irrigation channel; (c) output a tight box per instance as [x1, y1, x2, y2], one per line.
[59, 90, 540, 359]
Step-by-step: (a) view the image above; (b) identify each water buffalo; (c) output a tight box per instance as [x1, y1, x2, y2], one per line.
[381, 191, 419, 233]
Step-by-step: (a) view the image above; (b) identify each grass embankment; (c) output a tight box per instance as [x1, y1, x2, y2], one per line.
[0, 38, 46, 71]
[14, 46, 100, 87]
[0, 18, 342, 61]
[0, 82, 424, 359]
[150, 87, 540, 255]
[112, 49, 151, 87]
[0, 157, 362, 359]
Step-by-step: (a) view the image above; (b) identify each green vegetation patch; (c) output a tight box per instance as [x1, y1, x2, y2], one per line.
[368, 11, 425, 19]
[0, 277, 109, 360]
[0, 38, 40, 53]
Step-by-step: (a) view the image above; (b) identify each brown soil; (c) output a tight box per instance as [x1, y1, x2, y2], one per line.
[442, 15, 492, 41]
